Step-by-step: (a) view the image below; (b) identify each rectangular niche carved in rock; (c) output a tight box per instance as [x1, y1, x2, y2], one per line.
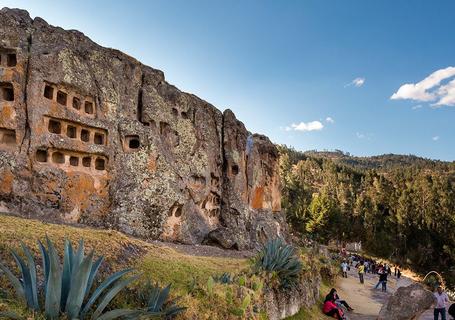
[82, 156, 91, 168]
[0, 83, 14, 102]
[52, 151, 65, 164]
[72, 97, 81, 110]
[95, 157, 106, 171]
[6, 54, 17, 67]
[80, 129, 90, 142]
[44, 85, 54, 100]
[123, 135, 140, 152]
[66, 125, 77, 138]
[48, 119, 62, 134]
[94, 132, 105, 145]
[0, 128, 16, 146]
[84, 101, 94, 114]
[56, 90, 67, 106]
[35, 149, 48, 162]
[69, 156, 79, 166]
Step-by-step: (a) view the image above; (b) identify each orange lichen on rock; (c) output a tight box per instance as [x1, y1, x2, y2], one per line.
[251, 186, 264, 210]
[0, 169, 14, 194]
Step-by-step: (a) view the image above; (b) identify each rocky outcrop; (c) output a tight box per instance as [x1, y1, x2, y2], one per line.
[0, 8, 284, 249]
[378, 283, 435, 320]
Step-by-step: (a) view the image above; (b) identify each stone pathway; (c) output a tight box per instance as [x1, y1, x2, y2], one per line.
[335, 268, 438, 320]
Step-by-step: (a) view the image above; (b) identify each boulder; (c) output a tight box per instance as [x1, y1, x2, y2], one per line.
[378, 283, 434, 320]
[0, 7, 285, 249]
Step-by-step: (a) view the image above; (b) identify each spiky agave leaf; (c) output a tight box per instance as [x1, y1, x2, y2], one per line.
[65, 250, 95, 319]
[44, 237, 62, 319]
[144, 282, 186, 317]
[91, 275, 139, 320]
[61, 239, 74, 311]
[38, 239, 50, 294]
[85, 256, 104, 300]
[80, 268, 133, 318]
[20, 242, 39, 310]
[10, 249, 37, 310]
[0, 261, 25, 303]
[254, 238, 302, 288]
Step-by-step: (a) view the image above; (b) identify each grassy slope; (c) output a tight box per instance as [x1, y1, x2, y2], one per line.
[0, 214, 247, 319]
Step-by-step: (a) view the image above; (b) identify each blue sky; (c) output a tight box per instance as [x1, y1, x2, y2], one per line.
[3, 0, 454, 161]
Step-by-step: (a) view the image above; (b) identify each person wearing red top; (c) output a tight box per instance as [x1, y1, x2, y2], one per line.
[322, 300, 345, 319]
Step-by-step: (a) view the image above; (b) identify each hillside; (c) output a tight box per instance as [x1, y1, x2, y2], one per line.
[0, 213, 338, 319]
[279, 145, 455, 288]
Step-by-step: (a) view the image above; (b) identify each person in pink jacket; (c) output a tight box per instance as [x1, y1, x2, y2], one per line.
[323, 299, 345, 319]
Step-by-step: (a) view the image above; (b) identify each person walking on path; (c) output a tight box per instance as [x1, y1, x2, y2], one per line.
[433, 286, 449, 320]
[397, 267, 401, 279]
[341, 260, 348, 278]
[358, 261, 365, 284]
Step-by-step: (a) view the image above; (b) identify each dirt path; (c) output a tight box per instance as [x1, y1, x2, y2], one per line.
[335, 268, 435, 320]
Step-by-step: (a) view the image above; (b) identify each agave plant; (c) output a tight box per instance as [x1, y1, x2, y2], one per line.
[138, 281, 186, 319]
[253, 238, 302, 288]
[214, 272, 232, 284]
[0, 237, 140, 320]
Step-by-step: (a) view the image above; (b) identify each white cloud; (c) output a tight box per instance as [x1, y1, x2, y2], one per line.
[356, 132, 366, 139]
[391, 66, 455, 107]
[325, 117, 335, 124]
[286, 121, 324, 132]
[411, 104, 423, 110]
[345, 77, 365, 88]
[432, 136, 440, 141]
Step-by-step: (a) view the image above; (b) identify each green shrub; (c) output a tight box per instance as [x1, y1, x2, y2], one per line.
[0, 237, 139, 320]
[253, 238, 302, 288]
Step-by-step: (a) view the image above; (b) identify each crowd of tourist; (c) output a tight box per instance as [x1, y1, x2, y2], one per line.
[321, 251, 455, 319]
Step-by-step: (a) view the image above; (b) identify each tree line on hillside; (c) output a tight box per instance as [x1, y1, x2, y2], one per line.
[278, 145, 455, 284]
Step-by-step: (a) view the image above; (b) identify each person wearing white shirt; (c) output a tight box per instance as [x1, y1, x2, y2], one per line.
[341, 261, 348, 278]
[434, 286, 449, 320]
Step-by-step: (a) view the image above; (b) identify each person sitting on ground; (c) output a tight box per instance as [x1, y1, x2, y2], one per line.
[325, 288, 354, 312]
[322, 299, 346, 319]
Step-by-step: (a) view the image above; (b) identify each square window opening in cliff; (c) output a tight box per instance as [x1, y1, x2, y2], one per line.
[95, 158, 105, 170]
[72, 97, 81, 110]
[1, 130, 16, 145]
[52, 152, 65, 164]
[66, 125, 77, 138]
[69, 156, 79, 166]
[181, 111, 188, 119]
[171, 108, 179, 117]
[48, 120, 62, 134]
[57, 90, 67, 106]
[44, 85, 54, 100]
[1, 83, 14, 101]
[94, 132, 105, 145]
[82, 156, 91, 168]
[126, 136, 140, 149]
[231, 164, 239, 175]
[36, 150, 48, 162]
[85, 101, 94, 114]
[81, 129, 90, 142]
[6, 54, 17, 67]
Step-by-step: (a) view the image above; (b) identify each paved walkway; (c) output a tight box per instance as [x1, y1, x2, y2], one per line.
[335, 268, 438, 320]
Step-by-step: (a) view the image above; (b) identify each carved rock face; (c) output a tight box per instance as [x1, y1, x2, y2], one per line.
[0, 8, 284, 249]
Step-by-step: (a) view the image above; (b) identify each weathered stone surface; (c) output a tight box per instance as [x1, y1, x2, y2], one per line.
[378, 283, 435, 320]
[0, 8, 284, 249]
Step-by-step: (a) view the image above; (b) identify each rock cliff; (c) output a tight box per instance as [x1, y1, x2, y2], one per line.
[0, 8, 284, 249]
